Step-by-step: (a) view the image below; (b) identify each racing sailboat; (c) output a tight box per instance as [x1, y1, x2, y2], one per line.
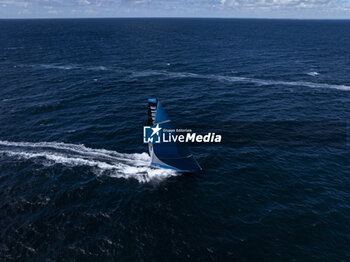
[147, 98, 201, 173]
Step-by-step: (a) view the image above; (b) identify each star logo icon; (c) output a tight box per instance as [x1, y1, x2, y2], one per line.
[150, 124, 162, 137]
[143, 124, 162, 143]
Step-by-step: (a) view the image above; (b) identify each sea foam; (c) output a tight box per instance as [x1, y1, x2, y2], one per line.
[0, 140, 177, 183]
[307, 71, 320, 77]
[23, 63, 350, 91]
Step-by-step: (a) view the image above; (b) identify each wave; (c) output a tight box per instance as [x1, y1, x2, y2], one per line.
[307, 71, 320, 77]
[127, 70, 350, 91]
[148, 71, 350, 91]
[213, 75, 350, 91]
[34, 64, 80, 70]
[23, 63, 350, 91]
[27, 64, 111, 72]
[4, 47, 24, 50]
[0, 141, 177, 183]
[88, 66, 108, 71]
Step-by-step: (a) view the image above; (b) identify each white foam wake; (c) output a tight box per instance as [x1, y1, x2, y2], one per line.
[0, 141, 177, 183]
[127, 70, 350, 91]
[159, 71, 350, 91]
[217, 75, 350, 91]
[28, 64, 111, 72]
[307, 71, 320, 77]
[23, 63, 350, 91]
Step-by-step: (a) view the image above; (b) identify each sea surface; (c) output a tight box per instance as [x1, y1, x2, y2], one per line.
[1, 18, 350, 261]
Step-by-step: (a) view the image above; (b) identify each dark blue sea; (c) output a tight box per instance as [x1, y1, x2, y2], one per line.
[1, 18, 350, 261]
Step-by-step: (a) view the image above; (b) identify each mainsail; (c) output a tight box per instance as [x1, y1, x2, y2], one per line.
[147, 98, 202, 173]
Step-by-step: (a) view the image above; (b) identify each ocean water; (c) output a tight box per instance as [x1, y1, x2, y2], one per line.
[1, 18, 350, 261]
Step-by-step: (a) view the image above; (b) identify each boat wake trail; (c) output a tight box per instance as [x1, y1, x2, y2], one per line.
[143, 71, 350, 91]
[21, 63, 350, 91]
[0, 141, 177, 183]
[125, 69, 350, 91]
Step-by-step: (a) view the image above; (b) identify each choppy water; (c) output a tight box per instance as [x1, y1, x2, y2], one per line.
[1, 18, 350, 261]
